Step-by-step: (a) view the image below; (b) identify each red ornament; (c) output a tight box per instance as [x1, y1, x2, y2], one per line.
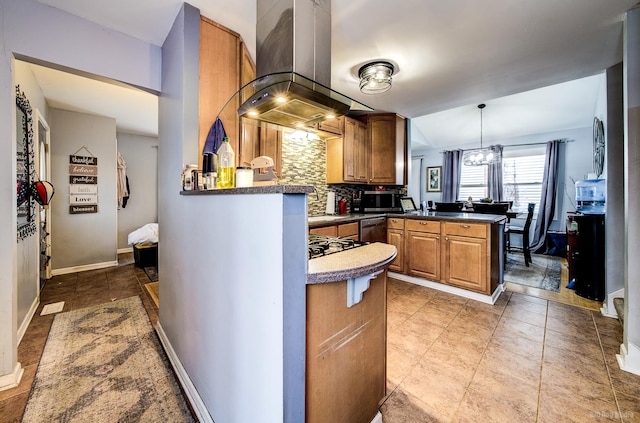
[31, 180, 55, 208]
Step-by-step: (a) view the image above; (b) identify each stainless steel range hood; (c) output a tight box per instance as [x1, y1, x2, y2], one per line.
[236, 0, 371, 129]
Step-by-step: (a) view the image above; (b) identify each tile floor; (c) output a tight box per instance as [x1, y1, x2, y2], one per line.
[382, 278, 640, 423]
[0, 254, 160, 422]
[2, 257, 639, 423]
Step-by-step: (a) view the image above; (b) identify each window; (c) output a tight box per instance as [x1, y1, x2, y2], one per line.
[458, 146, 546, 213]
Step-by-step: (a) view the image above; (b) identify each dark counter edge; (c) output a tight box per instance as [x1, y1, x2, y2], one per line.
[180, 185, 315, 195]
[307, 250, 397, 284]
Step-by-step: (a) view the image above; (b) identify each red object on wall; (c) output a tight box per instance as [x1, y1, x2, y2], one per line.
[31, 180, 55, 208]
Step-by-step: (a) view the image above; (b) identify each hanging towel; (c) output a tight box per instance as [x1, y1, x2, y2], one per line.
[117, 152, 129, 208]
[203, 117, 227, 154]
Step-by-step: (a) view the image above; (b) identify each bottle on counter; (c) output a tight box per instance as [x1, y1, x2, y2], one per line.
[216, 137, 235, 188]
[182, 164, 198, 190]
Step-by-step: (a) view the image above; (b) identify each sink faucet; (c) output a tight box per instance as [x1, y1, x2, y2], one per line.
[311, 186, 320, 201]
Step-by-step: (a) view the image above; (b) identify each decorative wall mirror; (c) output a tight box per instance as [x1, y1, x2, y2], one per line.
[16, 85, 36, 241]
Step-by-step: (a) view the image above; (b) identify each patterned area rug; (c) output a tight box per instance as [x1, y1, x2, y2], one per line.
[144, 266, 158, 282]
[504, 253, 561, 292]
[22, 296, 194, 422]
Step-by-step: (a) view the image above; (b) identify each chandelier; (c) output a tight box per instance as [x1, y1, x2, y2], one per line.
[358, 61, 395, 94]
[463, 104, 500, 166]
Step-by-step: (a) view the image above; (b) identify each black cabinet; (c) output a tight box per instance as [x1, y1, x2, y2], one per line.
[573, 213, 605, 301]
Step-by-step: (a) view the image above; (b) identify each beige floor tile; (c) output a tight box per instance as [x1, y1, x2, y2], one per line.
[506, 293, 549, 315]
[477, 345, 541, 388]
[381, 386, 450, 423]
[412, 302, 460, 327]
[538, 388, 620, 423]
[543, 344, 610, 386]
[495, 316, 546, 343]
[614, 391, 640, 423]
[455, 384, 538, 423]
[486, 327, 545, 361]
[386, 344, 421, 389]
[502, 305, 548, 327]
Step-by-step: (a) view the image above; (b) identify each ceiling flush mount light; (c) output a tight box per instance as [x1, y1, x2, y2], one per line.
[359, 61, 395, 94]
[463, 104, 500, 166]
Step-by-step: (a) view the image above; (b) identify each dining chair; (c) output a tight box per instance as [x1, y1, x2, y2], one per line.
[505, 203, 536, 266]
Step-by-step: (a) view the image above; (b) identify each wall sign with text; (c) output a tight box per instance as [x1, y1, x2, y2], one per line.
[69, 153, 98, 214]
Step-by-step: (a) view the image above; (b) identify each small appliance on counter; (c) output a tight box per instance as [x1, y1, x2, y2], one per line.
[352, 189, 403, 213]
[250, 156, 278, 186]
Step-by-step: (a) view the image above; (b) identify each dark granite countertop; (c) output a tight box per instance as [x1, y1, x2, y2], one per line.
[308, 211, 507, 226]
[180, 185, 315, 195]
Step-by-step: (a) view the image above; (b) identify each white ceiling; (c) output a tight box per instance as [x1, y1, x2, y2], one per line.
[33, 0, 637, 149]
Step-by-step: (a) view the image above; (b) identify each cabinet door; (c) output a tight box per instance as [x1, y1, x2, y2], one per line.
[317, 116, 344, 136]
[259, 126, 282, 177]
[310, 225, 337, 237]
[442, 235, 487, 293]
[199, 17, 241, 166]
[368, 115, 397, 184]
[238, 42, 257, 167]
[406, 231, 440, 280]
[337, 222, 359, 239]
[387, 229, 404, 273]
[343, 117, 356, 182]
[355, 120, 369, 182]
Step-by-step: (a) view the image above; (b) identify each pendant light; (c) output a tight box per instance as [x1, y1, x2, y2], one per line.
[359, 61, 395, 94]
[463, 104, 500, 166]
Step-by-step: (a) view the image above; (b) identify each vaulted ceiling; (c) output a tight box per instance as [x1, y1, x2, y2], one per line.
[33, 0, 637, 149]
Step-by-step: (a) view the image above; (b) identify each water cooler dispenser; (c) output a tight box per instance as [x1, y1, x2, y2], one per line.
[572, 179, 606, 301]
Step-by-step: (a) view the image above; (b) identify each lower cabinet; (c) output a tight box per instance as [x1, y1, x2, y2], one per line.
[386, 218, 404, 273]
[310, 222, 359, 240]
[406, 220, 441, 281]
[388, 218, 496, 295]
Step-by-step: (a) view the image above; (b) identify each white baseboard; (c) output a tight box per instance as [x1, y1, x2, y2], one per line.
[371, 411, 383, 423]
[0, 363, 24, 392]
[156, 322, 213, 423]
[117, 247, 133, 254]
[18, 297, 39, 345]
[617, 342, 640, 376]
[601, 288, 625, 319]
[388, 272, 502, 305]
[51, 260, 118, 276]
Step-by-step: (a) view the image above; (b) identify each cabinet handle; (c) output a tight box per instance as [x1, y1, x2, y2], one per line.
[436, 236, 440, 240]
[460, 224, 470, 228]
[420, 221, 427, 225]
[445, 237, 449, 241]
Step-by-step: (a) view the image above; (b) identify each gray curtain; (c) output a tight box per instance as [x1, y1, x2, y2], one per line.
[531, 140, 560, 252]
[487, 145, 504, 202]
[442, 149, 463, 202]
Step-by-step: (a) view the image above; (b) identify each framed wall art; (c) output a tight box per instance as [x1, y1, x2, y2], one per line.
[427, 166, 442, 192]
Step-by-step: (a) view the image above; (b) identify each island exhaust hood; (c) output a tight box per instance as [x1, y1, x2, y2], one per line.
[237, 0, 371, 128]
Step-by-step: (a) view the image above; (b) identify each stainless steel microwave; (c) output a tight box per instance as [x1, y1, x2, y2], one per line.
[353, 190, 402, 213]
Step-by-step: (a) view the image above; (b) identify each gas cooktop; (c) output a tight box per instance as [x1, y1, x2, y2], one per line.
[308, 234, 367, 259]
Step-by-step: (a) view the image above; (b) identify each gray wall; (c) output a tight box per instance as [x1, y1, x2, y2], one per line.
[50, 109, 117, 270]
[116, 133, 158, 250]
[411, 126, 595, 233]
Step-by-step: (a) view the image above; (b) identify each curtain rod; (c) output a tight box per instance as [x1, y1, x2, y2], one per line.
[440, 138, 572, 153]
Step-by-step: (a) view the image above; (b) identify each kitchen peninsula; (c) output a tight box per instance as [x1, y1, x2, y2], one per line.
[309, 211, 508, 304]
[174, 186, 396, 423]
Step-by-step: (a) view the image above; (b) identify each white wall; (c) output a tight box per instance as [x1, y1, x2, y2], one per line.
[116, 133, 159, 250]
[0, 0, 160, 384]
[13, 61, 47, 334]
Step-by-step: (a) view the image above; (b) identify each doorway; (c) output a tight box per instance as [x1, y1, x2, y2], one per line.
[35, 109, 52, 286]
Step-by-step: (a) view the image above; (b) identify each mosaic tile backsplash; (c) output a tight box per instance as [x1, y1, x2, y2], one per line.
[279, 135, 403, 216]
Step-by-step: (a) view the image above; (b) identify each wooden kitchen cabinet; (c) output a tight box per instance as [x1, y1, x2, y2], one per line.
[316, 116, 344, 136]
[326, 116, 368, 184]
[387, 218, 405, 273]
[199, 16, 256, 168]
[310, 222, 359, 240]
[388, 217, 500, 296]
[406, 220, 441, 281]
[441, 222, 489, 293]
[306, 272, 386, 423]
[364, 114, 406, 185]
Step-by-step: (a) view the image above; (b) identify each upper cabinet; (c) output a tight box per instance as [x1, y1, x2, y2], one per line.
[365, 114, 406, 185]
[326, 113, 406, 185]
[199, 17, 256, 168]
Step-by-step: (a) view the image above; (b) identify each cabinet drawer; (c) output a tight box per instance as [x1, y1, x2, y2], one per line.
[387, 217, 404, 230]
[310, 226, 337, 237]
[444, 222, 487, 239]
[406, 219, 440, 234]
[338, 222, 359, 238]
